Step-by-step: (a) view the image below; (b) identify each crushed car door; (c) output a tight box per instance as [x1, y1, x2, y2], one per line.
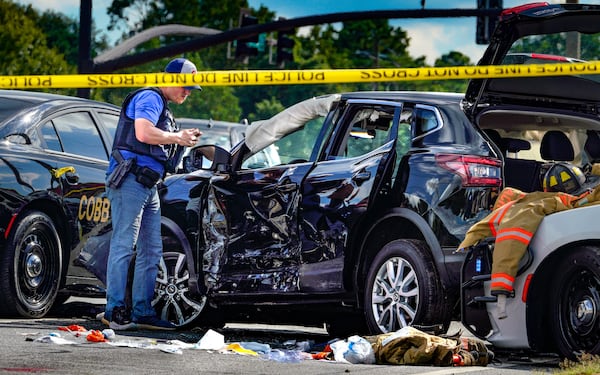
[299, 100, 401, 292]
[202, 106, 333, 295]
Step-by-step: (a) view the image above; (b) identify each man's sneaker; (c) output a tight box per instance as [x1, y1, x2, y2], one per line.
[134, 315, 177, 331]
[107, 306, 137, 331]
[98, 311, 109, 327]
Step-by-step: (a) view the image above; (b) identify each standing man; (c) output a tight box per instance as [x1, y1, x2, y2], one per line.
[103, 58, 202, 331]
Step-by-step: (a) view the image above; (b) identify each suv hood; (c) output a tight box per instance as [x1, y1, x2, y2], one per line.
[464, 2, 600, 121]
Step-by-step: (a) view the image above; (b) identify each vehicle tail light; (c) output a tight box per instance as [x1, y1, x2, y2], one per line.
[528, 53, 570, 62]
[436, 154, 502, 187]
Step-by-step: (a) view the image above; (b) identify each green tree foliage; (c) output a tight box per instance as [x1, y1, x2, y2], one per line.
[274, 117, 324, 163]
[581, 34, 600, 61]
[102, 0, 245, 117]
[106, 0, 250, 70]
[103, 0, 454, 117]
[248, 97, 285, 122]
[0, 0, 73, 78]
[429, 51, 472, 93]
[24, 10, 80, 65]
[20, 7, 109, 66]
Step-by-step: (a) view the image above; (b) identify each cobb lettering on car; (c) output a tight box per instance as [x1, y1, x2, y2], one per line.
[77, 195, 110, 223]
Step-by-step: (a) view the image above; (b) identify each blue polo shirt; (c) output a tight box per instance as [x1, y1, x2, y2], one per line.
[107, 90, 166, 176]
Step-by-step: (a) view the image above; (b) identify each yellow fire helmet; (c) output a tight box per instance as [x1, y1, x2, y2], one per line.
[542, 162, 586, 194]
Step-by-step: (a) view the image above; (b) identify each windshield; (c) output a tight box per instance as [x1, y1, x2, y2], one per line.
[505, 31, 600, 61]
[196, 130, 232, 150]
[502, 30, 600, 86]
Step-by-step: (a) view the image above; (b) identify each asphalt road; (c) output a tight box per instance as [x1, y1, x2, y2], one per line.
[0, 298, 560, 375]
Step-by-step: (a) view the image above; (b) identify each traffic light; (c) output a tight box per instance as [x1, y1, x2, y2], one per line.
[476, 0, 503, 45]
[235, 13, 259, 59]
[276, 27, 295, 65]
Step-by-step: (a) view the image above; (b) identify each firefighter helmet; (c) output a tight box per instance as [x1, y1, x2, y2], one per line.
[542, 162, 586, 194]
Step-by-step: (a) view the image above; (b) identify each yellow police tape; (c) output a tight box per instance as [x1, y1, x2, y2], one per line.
[2, 61, 600, 89]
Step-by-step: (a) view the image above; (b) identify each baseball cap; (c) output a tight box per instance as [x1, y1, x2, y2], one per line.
[164, 58, 202, 91]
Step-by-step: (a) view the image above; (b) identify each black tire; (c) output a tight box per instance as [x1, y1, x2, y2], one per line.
[48, 293, 72, 315]
[549, 246, 600, 359]
[0, 211, 62, 318]
[325, 312, 369, 339]
[153, 251, 207, 328]
[364, 239, 450, 335]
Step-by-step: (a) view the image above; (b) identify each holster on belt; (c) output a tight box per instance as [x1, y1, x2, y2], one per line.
[107, 150, 135, 189]
[109, 150, 162, 189]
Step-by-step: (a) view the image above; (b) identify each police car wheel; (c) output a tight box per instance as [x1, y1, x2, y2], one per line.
[0, 211, 62, 318]
[153, 251, 207, 328]
[364, 239, 450, 335]
[549, 246, 600, 359]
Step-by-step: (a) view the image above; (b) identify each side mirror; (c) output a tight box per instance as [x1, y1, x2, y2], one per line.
[188, 145, 231, 172]
[6, 133, 31, 144]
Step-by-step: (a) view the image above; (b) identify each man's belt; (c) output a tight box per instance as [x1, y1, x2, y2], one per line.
[111, 150, 161, 188]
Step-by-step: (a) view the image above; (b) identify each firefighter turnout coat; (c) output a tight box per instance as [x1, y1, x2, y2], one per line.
[458, 184, 600, 295]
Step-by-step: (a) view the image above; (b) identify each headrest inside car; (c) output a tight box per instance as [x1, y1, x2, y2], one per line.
[584, 130, 600, 162]
[504, 138, 531, 153]
[540, 130, 574, 161]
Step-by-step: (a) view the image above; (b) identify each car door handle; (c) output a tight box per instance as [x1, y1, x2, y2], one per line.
[65, 172, 79, 184]
[352, 171, 371, 182]
[51, 166, 79, 184]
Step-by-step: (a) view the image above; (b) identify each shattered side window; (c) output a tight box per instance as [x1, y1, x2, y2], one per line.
[396, 109, 412, 157]
[274, 116, 325, 163]
[335, 104, 396, 159]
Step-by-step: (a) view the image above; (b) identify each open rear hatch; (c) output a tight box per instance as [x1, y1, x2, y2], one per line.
[464, 2, 600, 121]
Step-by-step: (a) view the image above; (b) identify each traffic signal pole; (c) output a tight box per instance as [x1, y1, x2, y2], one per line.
[235, 10, 260, 62]
[91, 8, 502, 74]
[276, 22, 295, 66]
[77, 0, 92, 98]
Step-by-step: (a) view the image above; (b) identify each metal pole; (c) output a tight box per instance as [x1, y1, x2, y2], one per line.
[565, 0, 580, 59]
[77, 0, 92, 98]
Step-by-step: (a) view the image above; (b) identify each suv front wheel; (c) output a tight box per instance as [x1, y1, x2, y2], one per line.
[364, 239, 450, 335]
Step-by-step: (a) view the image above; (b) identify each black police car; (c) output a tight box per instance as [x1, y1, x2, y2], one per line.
[0, 90, 120, 318]
[137, 91, 502, 335]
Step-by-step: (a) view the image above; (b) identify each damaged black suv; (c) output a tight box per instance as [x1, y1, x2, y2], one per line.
[119, 91, 502, 336]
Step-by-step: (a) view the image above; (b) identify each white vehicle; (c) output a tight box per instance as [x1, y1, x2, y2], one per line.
[460, 2, 600, 360]
[462, 207, 600, 359]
